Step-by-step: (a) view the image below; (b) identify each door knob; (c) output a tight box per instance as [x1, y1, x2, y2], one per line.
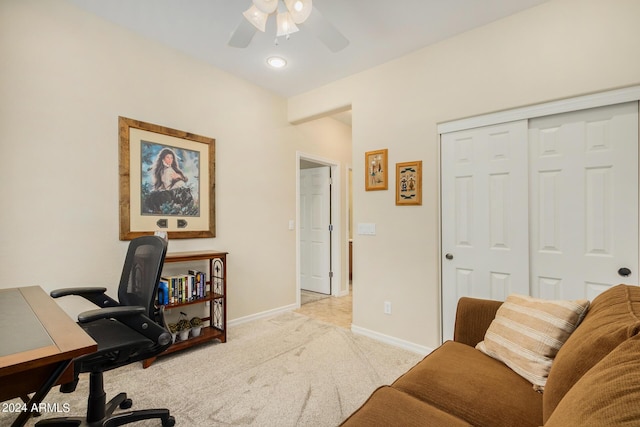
[618, 267, 632, 277]
[445, 253, 454, 260]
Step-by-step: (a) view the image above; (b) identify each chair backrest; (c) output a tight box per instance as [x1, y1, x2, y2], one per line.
[117, 236, 167, 316]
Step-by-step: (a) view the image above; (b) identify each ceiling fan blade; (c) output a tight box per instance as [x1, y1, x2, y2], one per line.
[302, 7, 349, 53]
[228, 18, 258, 48]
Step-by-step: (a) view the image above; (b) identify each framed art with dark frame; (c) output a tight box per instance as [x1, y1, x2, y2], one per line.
[119, 116, 215, 240]
[396, 160, 422, 205]
[365, 148, 388, 191]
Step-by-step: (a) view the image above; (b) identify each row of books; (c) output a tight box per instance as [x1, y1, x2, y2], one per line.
[158, 270, 208, 306]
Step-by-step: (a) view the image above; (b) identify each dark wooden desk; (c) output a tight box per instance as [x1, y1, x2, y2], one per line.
[0, 286, 97, 427]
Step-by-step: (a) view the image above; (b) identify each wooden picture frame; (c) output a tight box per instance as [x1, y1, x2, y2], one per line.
[119, 116, 215, 240]
[365, 149, 388, 191]
[396, 161, 422, 205]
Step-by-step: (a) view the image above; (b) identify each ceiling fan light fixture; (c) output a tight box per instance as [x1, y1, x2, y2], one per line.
[284, 0, 312, 24]
[242, 5, 268, 32]
[252, 0, 278, 14]
[276, 11, 299, 37]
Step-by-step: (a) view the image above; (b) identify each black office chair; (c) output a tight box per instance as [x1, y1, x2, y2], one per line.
[37, 236, 175, 427]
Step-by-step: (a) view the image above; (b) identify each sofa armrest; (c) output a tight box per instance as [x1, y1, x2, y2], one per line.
[453, 297, 503, 347]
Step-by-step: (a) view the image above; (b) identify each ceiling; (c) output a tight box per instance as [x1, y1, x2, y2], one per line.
[67, 0, 549, 99]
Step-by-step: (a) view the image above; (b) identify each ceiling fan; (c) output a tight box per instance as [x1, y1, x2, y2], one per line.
[228, 0, 349, 53]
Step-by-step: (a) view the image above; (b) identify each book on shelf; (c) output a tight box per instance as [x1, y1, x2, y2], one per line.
[158, 279, 169, 305]
[189, 269, 207, 299]
[158, 270, 208, 306]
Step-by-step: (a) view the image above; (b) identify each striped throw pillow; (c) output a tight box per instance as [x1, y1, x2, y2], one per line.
[476, 294, 590, 392]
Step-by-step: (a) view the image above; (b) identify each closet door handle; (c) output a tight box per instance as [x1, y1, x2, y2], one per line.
[445, 253, 454, 260]
[618, 267, 632, 277]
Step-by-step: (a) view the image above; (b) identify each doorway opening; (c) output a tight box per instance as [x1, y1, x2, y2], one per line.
[295, 152, 351, 327]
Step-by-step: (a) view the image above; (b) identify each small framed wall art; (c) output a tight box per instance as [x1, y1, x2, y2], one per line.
[365, 149, 388, 191]
[396, 160, 422, 205]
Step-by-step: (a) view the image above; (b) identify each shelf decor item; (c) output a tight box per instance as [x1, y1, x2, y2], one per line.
[190, 317, 203, 337]
[118, 116, 216, 240]
[176, 312, 191, 341]
[365, 149, 388, 191]
[167, 323, 178, 344]
[395, 160, 422, 206]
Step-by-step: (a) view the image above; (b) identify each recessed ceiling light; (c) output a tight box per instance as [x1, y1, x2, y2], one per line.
[266, 56, 287, 69]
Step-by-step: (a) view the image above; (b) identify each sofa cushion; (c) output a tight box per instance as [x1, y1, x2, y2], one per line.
[340, 386, 472, 427]
[476, 294, 589, 392]
[543, 284, 640, 422]
[392, 341, 543, 427]
[544, 333, 640, 426]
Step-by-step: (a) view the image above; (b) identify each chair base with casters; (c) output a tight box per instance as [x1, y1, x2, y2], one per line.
[35, 371, 174, 427]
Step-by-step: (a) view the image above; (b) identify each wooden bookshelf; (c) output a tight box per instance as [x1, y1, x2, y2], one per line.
[143, 250, 227, 368]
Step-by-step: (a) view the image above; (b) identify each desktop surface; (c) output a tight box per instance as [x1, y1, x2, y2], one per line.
[0, 289, 55, 357]
[0, 286, 96, 403]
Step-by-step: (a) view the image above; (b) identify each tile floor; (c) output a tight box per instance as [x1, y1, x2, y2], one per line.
[295, 289, 353, 329]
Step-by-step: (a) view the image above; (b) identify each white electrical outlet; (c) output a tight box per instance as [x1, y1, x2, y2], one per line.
[384, 301, 392, 315]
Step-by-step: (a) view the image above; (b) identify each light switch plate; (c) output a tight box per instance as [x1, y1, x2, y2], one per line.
[357, 223, 376, 235]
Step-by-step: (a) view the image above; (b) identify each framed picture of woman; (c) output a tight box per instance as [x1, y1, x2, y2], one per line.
[119, 117, 215, 240]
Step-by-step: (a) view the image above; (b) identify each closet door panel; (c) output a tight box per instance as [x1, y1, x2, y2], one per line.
[441, 120, 529, 341]
[529, 102, 638, 301]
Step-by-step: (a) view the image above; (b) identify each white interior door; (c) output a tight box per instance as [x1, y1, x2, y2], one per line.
[300, 166, 331, 294]
[441, 120, 530, 341]
[529, 102, 639, 300]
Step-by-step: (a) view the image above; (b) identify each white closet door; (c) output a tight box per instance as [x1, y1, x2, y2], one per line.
[529, 102, 639, 300]
[441, 120, 530, 341]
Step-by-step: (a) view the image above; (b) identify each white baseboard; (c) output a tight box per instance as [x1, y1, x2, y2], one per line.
[227, 303, 297, 327]
[336, 288, 350, 297]
[350, 324, 433, 356]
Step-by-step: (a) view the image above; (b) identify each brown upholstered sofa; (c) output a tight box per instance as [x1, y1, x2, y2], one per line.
[341, 284, 640, 426]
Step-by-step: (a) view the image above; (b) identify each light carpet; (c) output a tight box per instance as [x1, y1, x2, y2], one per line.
[2, 312, 422, 426]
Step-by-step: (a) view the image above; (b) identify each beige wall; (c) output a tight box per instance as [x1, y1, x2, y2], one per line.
[289, 0, 640, 350]
[4, 0, 640, 353]
[0, 0, 352, 321]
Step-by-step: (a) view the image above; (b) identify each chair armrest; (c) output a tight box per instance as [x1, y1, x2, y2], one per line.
[77, 306, 146, 323]
[453, 297, 503, 347]
[50, 287, 118, 308]
[79, 306, 172, 347]
[51, 287, 107, 298]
